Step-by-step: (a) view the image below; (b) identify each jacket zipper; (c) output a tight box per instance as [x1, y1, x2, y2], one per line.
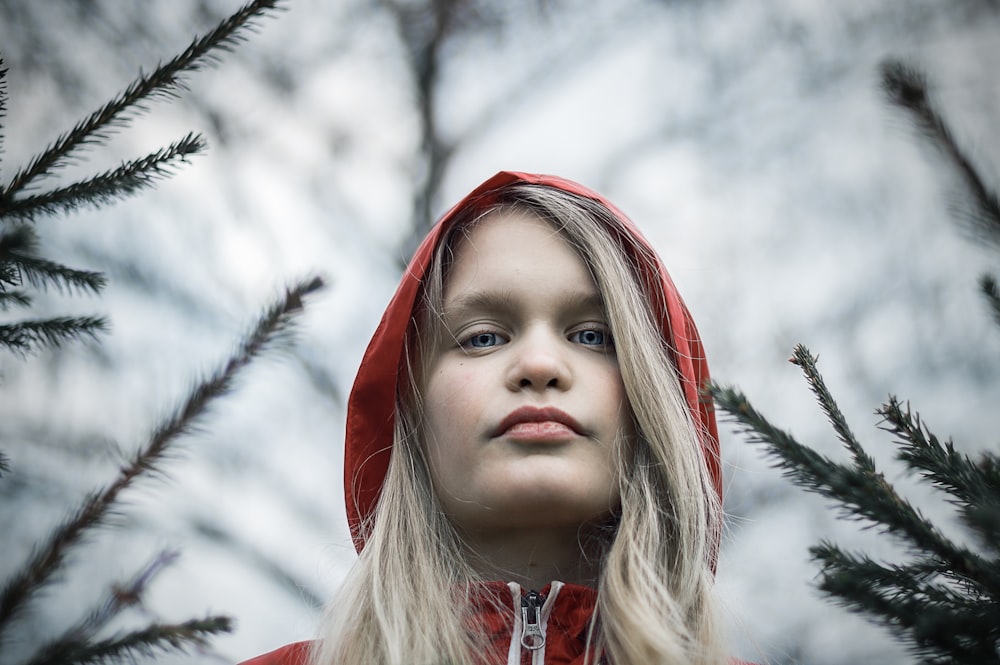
[506, 581, 563, 665]
[520, 589, 546, 651]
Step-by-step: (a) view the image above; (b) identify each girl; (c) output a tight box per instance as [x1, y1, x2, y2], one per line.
[244, 172, 745, 664]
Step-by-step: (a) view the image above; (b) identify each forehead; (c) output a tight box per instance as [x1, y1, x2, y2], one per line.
[446, 210, 592, 283]
[436, 212, 609, 329]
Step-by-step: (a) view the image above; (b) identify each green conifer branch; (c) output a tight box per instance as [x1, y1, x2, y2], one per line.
[149, 275, 325, 446]
[791, 344, 875, 472]
[0, 316, 108, 354]
[1, 225, 106, 295]
[0, 0, 282, 198]
[812, 542, 981, 613]
[27, 616, 232, 665]
[812, 548, 996, 664]
[23, 551, 182, 665]
[0, 290, 31, 310]
[4, 254, 106, 295]
[980, 274, 1000, 328]
[0, 60, 7, 163]
[0, 223, 37, 264]
[710, 382, 994, 594]
[880, 397, 1000, 512]
[879, 398, 1000, 590]
[0, 276, 323, 637]
[0, 133, 207, 224]
[882, 59, 1000, 248]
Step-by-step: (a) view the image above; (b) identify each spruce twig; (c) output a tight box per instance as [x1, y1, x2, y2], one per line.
[0, 290, 31, 310]
[879, 398, 1000, 590]
[712, 378, 1000, 663]
[812, 542, 997, 664]
[23, 551, 180, 665]
[0, 59, 7, 159]
[980, 274, 1000, 328]
[0, 275, 324, 638]
[0, 58, 7, 162]
[882, 59, 1000, 249]
[0, 316, 108, 355]
[0, 133, 207, 224]
[0, 0, 283, 198]
[790, 345, 875, 472]
[2, 226, 106, 294]
[29, 616, 233, 665]
[710, 369, 994, 591]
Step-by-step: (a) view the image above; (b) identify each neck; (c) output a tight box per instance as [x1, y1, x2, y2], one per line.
[459, 524, 607, 591]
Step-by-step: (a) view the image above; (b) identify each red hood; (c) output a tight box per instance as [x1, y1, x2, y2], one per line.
[344, 171, 721, 552]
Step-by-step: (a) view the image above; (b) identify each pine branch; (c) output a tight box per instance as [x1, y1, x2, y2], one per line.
[880, 398, 1000, 581]
[0, 0, 283, 198]
[881, 398, 1000, 512]
[0, 452, 9, 477]
[0, 316, 108, 355]
[150, 275, 324, 446]
[0, 290, 31, 310]
[1, 225, 106, 295]
[882, 59, 1000, 249]
[812, 541, 988, 616]
[813, 545, 999, 664]
[0, 59, 7, 163]
[790, 344, 875, 472]
[0, 275, 323, 636]
[980, 274, 1000, 329]
[29, 616, 232, 665]
[0, 133, 207, 224]
[4, 254, 106, 295]
[23, 551, 180, 665]
[710, 382, 995, 593]
[0, 223, 37, 265]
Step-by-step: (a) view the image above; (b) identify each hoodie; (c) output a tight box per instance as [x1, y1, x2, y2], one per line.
[241, 172, 733, 665]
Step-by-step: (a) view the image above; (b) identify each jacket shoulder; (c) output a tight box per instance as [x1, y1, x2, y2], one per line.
[239, 641, 313, 665]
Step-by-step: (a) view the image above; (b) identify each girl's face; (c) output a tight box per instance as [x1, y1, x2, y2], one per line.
[422, 211, 629, 536]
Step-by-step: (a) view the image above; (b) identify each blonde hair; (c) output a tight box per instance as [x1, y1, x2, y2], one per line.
[313, 184, 726, 665]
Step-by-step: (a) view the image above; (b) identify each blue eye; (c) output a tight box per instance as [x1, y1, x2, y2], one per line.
[465, 332, 506, 348]
[571, 328, 612, 347]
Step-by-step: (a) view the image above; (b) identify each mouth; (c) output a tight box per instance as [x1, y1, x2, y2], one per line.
[493, 406, 585, 440]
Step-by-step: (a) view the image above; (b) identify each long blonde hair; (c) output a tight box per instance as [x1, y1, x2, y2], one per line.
[313, 184, 726, 665]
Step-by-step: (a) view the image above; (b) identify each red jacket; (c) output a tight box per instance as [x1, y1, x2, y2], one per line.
[241, 583, 754, 665]
[242, 172, 743, 665]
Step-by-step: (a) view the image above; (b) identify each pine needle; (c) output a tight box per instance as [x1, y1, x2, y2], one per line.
[0, 275, 322, 637]
[1, 133, 207, 224]
[0, 0, 283, 197]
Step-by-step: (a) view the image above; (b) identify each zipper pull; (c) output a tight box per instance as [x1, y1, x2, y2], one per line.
[520, 590, 546, 650]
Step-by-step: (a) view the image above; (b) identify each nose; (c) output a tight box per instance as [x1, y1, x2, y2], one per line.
[505, 329, 572, 392]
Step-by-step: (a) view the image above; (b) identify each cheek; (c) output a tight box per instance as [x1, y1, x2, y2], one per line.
[425, 363, 477, 420]
[423, 363, 481, 460]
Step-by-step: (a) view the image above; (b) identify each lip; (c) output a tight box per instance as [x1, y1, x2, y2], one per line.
[493, 406, 585, 440]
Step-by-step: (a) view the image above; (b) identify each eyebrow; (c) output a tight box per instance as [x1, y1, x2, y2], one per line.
[442, 289, 607, 321]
